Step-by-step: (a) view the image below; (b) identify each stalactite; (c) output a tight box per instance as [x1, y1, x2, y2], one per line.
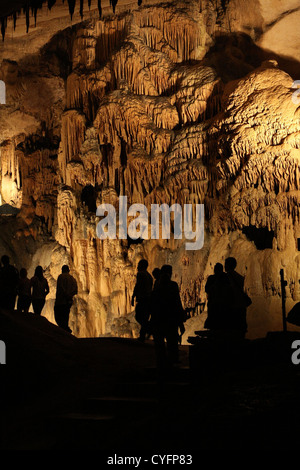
[1, 17, 7, 41]
[24, 4, 30, 33]
[68, 0, 76, 19]
[98, 0, 102, 18]
[0, 0, 143, 39]
[110, 0, 118, 14]
[13, 12, 17, 30]
[48, 0, 56, 9]
[32, 7, 37, 26]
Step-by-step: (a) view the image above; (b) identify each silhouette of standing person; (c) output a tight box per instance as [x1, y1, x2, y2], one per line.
[204, 263, 232, 330]
[132, 259, 153, 342]
[54, 265, 78, 333]
[17, 268, 32, 314]
[152, 268, 161, 291]
[225, 257, 248, 337]
[31, 266, 49, 315]
[150, 264, 185, 371]
[0, 255, 19, 310]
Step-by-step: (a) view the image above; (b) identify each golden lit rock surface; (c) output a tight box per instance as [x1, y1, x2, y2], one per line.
[0, 0, 299, 341]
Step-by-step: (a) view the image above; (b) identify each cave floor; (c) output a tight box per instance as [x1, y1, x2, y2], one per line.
[1, 308, 300, 452]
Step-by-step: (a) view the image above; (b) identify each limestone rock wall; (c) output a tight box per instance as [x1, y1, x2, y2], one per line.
[0, 0, 300, 341]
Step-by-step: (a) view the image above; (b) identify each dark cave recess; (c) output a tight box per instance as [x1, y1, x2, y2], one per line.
[242, 225, 274, 250]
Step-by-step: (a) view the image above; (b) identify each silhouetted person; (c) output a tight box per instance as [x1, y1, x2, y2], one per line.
[17, 268, 32, 314]
[0, 255, 19, 310]
[204, 263, 232, 330]
[150, 264, 185, 370]
[31, 266, 49, 315]
[54, 265, 78, 333]
[225, 257, 248, 336]
[152, 268, 161, 290]
[132, 259, 153, 342]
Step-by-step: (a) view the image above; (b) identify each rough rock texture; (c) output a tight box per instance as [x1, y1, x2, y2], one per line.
[0, 0, 300, 341]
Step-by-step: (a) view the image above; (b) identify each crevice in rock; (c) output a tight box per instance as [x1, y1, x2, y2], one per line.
[242, 226, 275, 250]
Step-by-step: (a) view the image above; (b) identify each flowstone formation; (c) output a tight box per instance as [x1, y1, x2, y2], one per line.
[0, 0, 300, 340]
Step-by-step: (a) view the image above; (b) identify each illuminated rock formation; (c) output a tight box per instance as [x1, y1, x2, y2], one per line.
[0, 0, 299, 341]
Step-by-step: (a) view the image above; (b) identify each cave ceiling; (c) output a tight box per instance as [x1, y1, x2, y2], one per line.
[0, 0, 142, 39]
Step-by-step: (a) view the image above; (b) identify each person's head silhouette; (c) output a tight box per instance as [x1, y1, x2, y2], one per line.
[152, 268, 161, 280]
[214, 263, 223, 275]
[20, 268, 27, 279]
[225, 257, 237, 272]
[161, 264, 173, 280]
[1, 255, 9, 266]
[35, 265, 44, 279]
[62, 265, 70, 273]
[137, 259, 148, 272]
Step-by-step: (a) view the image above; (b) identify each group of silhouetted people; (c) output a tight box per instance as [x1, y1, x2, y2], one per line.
[0, 251, 250, 349]
[17, 264, 50, 316]
[132, 259, 186, 370]
[132, 256, 251, 370]
[0, 255, 78, 334]
[0, 256, 50, 316]
[204, 257, 251, 338]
